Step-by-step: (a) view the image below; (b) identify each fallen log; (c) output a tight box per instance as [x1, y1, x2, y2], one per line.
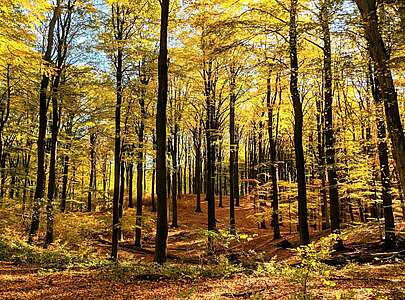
[221, 288, 265, 298]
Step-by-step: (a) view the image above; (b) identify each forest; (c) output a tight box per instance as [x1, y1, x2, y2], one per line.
[0, 0, 404, 299]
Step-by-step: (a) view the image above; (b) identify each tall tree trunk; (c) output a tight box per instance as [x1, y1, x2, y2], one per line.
[135, 97, 145, 246]
[356, 0, 405, 194]
[60, 153, 69, 213]
[29, 2, 60, 243]
[111, 3, 123, 260]
[154, 0, 169, 264]
[316, 97, 329, 229]
[45, 74, 61, 246]
[218, 142, 223, 208]
[229, 69, 236, 234]
[289, 0, 309, 245]
[235, 140, 240, 207]
[0, 65, 11, 204]
[87, 132, 96, 212]
[119, 160, 125, 226]
[267, 73, 281, 240]
[151, 131, 156, 212]
[369, 62, 396, 249]
[321, 0, 342, 249]
[205, 63, 216, 252]
[171, 124, 178, 228]
[194, 125, 202, 213]
[128, 163, 133, 208]
[188, 147, 192, 195]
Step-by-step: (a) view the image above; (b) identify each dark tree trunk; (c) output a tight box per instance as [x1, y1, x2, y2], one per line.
[111, 3, 124, 260]
[151, 131, 156, 212]
[87, 132, 96, 212]
[171, 124, 178, 228]
[45, 74, 61, 246]
[135, 157, 143, 246]
[119, 160, 125, 220]
[154, 0, 169, 264]
[356, 0, 405, 194]
[229, 68, 236, 234]
[194, 124, 202, 213]
[267, 73, 281, 240]
[218, 142, 223, 208]
[235, 140, 240, 207]
[316, 97, 329, 229]
[128, 163, 133, 208]
[205, 62, 217, 253]
[188, 148, 192, 195]
[369, 62, 396, 249]
[60, 153, 69, 213]
[29, 2, 60, 243]
[321, 0, 341, 248]
[289, 0, 309, 245]
[0, 65, 11, 204]
[135, 78, 147, 247]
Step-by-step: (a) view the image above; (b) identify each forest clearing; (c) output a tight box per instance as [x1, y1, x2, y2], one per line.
[1, 0, 405, 299]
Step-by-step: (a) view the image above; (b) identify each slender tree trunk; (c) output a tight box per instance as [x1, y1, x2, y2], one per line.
[229, 70, 236, 233]
[235, 140, 240, 207]
[218, 142, 223, 208]
[111, 4, 123, 259]
[188, 148, 192, 195]
[151, 131, 156, 212]
[316, 97, 329, 229]
[87, 132, 96, 212]
[171, 124, 178, 228]
[0, 66, 11, 204]
[128, 163, 133, 208]
[60, 153, 69, 213]
[321, 0, 341, 247]
[267, 73, 281, 240]
[135, 80, 147, 246]
[119, 160, 125, 224]
[154, 0, 169, 264]
[135, 140, 144, 247]
[289, 0, 309, 245]
[194, 125, 202, 213]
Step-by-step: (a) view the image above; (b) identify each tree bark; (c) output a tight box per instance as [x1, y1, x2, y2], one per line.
[29, 1, 60, 243]
[369, 62, 396, 249]
[356, 0, 405, 194]
[194, 124, 202, 213]
[171, 124, 178, 228]
[154, 0, 169, 264]
[45, 74, 61, 246]
[321, 0, 342, 249]
[87, 132, 96, 212]
[111, 3, 124, 260]
[267, 73, 281, 240]
[289, 0, 309, 245]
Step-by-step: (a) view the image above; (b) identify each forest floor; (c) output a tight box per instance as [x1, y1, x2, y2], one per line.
[1, 195, 405, 299]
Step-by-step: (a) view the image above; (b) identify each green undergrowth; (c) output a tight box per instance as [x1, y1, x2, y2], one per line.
[0, 228, 250, 279]
[0, 228, 106, 270]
